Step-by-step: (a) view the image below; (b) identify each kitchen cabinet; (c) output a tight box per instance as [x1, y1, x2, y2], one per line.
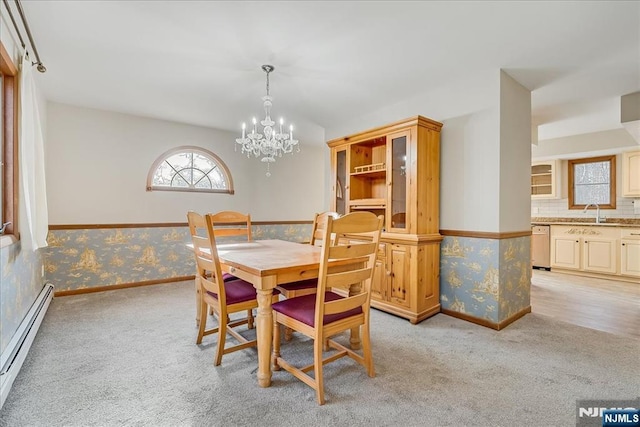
[550, 235, 581, 270]
[531, 160, 560, 199]
[583, 237, 617, 274]
[531, 225, 550, 268]
[328, 115, 443, 323]
[550, 225, 640, 280]
[620, 228, 640, 278]
[621, 150, 640, 197]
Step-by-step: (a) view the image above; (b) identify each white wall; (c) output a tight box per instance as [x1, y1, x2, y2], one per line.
[324, 69, 532, 233]
[499, 71, 532, 232]
[440, 106, 501, 231]
[46, 103, 325, 223]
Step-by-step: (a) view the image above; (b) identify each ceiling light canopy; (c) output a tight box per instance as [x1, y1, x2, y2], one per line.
[235, 65, 299, 177]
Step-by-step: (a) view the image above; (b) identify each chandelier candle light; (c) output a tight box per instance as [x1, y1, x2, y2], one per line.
[235, 65, 299, 177]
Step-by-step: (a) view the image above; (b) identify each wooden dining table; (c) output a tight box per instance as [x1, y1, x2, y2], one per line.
[208, 239, 361, 388]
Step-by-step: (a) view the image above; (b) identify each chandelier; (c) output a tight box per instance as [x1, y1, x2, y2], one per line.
[235, 65, 299, 177]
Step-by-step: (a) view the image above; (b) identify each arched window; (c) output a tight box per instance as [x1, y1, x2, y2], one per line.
[146, 146, 234, 194]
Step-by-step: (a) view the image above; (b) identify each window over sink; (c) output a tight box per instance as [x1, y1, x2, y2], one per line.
[568, 155, 616, 209]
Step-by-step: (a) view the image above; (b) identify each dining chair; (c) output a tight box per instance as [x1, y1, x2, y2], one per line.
[276, 211, 339, 299]
[188, 211, 279, 366]
[271, 211, 383, 405]
[206, 210, 254, 317]
[187, 211, 240, 327]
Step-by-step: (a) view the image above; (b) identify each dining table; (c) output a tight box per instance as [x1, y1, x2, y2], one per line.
[199, 239, 362, 388]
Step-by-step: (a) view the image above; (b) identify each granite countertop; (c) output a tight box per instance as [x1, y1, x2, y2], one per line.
[531, 217, 640, 228]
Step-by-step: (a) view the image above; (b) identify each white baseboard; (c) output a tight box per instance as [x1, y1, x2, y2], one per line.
[0, 283, 54, 409]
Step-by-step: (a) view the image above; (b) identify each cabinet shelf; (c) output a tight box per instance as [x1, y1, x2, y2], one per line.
[531, 160, 559, 199]
[351, 169, 386, 179]
[349, 198, 386, 209]
[353, 162, 385, 174]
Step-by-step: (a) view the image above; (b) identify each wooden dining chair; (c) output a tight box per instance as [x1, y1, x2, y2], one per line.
[271, 211, 383, 405]
[276, 211, 339, 299]
[188, 211, 279, 366]
[187, 211, 240, 327]
[206, 210, 254, 315]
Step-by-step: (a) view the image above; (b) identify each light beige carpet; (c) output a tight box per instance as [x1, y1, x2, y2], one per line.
[0, 281, 638, 426]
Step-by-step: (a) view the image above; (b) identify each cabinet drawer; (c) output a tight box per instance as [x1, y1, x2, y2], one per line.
[620, 228, 640, 239]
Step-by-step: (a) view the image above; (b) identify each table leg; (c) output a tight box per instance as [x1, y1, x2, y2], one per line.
[255, 280, 276, 387]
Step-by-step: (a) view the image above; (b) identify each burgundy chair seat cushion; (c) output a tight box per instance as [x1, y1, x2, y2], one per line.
[277, 278, 318, 291]
[204, 272, 237, 282]
[272, 292, 362, 327]
[206, 279, 279, 305]
[222, 272, 237, 282]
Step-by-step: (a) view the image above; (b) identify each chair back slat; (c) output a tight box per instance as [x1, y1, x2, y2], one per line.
[328, 242, 378, 260]
[330, 215, 383, 234]
[324, 293, 368, 315]
[325, 268, 372, 289]
[211, 228, 249, 238]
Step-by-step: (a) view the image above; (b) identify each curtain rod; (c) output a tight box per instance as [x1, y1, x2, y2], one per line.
[2, 0, 46, 72]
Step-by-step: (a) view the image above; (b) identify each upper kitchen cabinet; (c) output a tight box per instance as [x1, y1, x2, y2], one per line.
[621, 150, 640, 197]
[531, 160, 561, 199]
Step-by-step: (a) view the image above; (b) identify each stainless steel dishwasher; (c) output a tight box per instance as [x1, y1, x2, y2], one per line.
[531, 225, 550, 269]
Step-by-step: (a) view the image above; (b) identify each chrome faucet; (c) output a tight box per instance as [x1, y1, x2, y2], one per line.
[583, 203, 601, 223]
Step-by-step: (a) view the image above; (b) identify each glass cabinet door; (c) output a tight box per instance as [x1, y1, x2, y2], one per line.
[334, 148, 347, 215]
[388, 131, 409, 232]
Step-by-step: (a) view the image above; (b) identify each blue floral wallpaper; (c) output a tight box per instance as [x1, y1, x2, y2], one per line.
[0, 241, 45, 355]
[45, 223, 312, 293]
[440, 236, 530, 324]
[3, 224, 531, 352]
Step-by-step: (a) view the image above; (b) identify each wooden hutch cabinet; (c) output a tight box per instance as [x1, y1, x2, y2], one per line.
[327, 116, 443, 324]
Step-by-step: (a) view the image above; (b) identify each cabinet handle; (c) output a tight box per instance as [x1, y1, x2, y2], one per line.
[622, 243, 626, 246]
[575, 240, 579, 243]
[585, 241, 588, 243]
[631, 233, 640, 236]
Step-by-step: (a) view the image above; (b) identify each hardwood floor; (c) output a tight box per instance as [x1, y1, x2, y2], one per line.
[531, 269, 640, 339]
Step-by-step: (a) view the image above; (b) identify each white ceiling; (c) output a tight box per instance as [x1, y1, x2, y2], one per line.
[16, 1, 640, 146]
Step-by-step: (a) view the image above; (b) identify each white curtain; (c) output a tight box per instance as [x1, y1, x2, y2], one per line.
[18, 52, 48, 251]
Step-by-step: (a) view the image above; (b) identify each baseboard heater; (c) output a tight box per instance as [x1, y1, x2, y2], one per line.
[0, 282, 54, 409]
